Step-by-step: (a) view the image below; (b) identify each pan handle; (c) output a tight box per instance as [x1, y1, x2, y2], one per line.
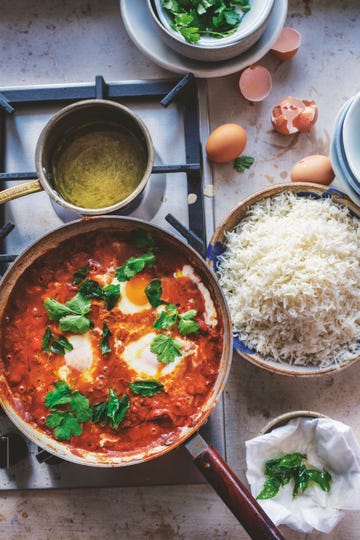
[186, 433, 285, 540]
[0, 180, 43, 204]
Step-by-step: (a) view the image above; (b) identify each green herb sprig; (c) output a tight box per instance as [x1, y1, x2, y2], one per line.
[153, 304, 200, 336]
[234, 155, 255, 172]
[42, 327, 74, 355]
[92, 389, 130, 430]
[44, 293, 93, 334]
[129, 379, 164, 397]
[257, 452, 332, 500]
[150, 334, 183, 364]
[44, 381, 92, 441]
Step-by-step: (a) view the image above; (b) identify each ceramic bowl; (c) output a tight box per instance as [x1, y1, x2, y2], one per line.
[206, 182, 360, 377]
[330, 94, 360, 205]
[146, 0, 274, 62]
[342, 92, 360, 181]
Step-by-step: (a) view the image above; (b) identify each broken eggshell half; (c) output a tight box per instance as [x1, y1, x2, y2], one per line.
[270, 27, 302, 60]
[271, 97, 318, 135]
[239, 65, 272, 102]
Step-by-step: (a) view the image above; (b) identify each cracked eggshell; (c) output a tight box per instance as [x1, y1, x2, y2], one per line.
[270, 27, 302, 60]
[271, 97, 318, 135]
[239, 65, 272, 102]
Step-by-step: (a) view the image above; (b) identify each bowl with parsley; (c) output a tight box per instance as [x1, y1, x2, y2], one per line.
[146, 0, 275, 62]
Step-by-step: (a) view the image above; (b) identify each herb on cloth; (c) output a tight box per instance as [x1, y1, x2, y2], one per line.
[44, 293, 93, 334]
[45, 381, 92, 441]
[115, 252, 156, 282]
[92, 389, 130, 430]
[234, 155, 254, 172]
[162, 0, 251, 44]
[257, 452, 332, 500]
[129, 379, 164, 397]
[150, 334, 183, 364]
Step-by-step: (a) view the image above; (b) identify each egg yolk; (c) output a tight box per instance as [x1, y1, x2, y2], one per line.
[125, 274, 151, 306]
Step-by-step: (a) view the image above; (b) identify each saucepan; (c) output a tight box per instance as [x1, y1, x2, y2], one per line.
[0, 99, 154, 215]
[0, 216, 283, 539]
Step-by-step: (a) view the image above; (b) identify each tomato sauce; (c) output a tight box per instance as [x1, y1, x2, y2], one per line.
[0, 229, 223, 457]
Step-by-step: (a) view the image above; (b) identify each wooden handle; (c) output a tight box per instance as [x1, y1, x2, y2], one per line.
[0, 180, 43, 204]
[193, 444, 285, 540]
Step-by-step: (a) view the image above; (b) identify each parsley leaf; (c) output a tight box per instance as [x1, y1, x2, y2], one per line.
[153, 304, 178, 330]
[99, 322, 112, 354]
[257, 452, 332, 500]
[44, 293, 93, 335]
[59, 314, 92, 334]
[150, 334, 182, 364]
[72, 264, 89, 285]
[44, 381, 92, 441]
[51, 335, 74, 355]
[234, 155, 255, 172]
[129, 379, 164, 397]
[145, 279, 163, 308]
[78, 278, 104, 299]
[78, 279, 120, 310]
[178, 309, 200, 336]
[92, 389, 130, 430]
[132, 229, 156, 250]
[42, 327, 52, 353]
[153, 305, 200, 335]
[115, 252, 156, 282]
[102, 283, 120, 310]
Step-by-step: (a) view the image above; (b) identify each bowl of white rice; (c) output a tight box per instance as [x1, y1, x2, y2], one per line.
[206, 183, 360, 376]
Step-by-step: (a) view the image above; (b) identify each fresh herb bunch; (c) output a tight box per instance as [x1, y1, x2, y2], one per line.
[162, 0, 251, 44]
[257, 452, 332, 500]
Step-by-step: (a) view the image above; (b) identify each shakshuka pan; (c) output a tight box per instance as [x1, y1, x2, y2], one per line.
[0, 228, 224, 456]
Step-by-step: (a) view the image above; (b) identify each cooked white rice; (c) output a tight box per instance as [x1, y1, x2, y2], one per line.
[217, 191, 360, 366]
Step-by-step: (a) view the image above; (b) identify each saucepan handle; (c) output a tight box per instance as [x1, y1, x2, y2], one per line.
[186, 434, 285, 540]
[0, 180, 43, 205]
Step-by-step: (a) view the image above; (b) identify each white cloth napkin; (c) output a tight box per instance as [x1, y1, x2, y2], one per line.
[245, 417, 360, 533]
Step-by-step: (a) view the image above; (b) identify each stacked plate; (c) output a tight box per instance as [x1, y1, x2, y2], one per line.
[330, 92, 360, 206]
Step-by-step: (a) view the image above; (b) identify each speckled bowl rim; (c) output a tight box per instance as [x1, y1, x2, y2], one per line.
[206, 182, 360, 377]
[260, 410, 328, 435]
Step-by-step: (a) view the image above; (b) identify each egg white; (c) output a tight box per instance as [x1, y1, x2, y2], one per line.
[121, 331, 196, 379]
[179, 265, 218, 326]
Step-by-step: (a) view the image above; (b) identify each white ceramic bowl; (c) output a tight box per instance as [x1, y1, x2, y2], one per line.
[146, 0, 274, 62]
[207, 183, 360, 377]
[330, 95, 360, 205]
[342, 92, 360, 181]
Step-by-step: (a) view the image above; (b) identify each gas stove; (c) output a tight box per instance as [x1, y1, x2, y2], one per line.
[0, 75, 226, 489]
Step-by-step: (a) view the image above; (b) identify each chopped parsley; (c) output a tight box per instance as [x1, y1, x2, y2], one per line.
[44, 381, 92, 441]
[92, 389, 130, 430]
[150, 334, 183, 364]
[72, 264, 90, 285]
[115, 252, 155, 282]
[162, 0, 251, 44]
[129, 379, 164, 397]
[153, 305, 200, 336]
[99, 322, 112, 354]
[42, 328, 74, 355]
[44, 293, 93, 334]
[145, 278, 163, 307]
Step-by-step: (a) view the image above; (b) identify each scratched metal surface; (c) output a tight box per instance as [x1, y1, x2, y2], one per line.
[0, 0, 359, 538]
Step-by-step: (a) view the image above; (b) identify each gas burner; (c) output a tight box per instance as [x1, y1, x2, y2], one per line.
[0, 75, 224, 490]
